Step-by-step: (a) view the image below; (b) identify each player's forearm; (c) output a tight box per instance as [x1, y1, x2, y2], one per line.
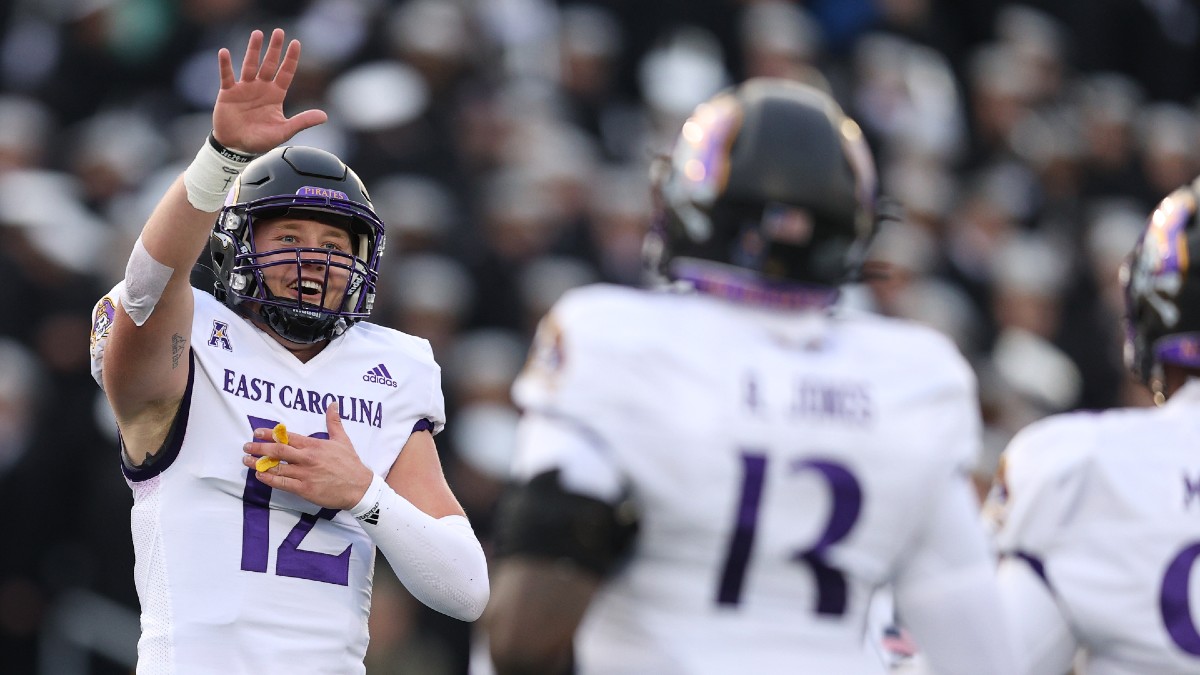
[896, 561, 1020, 675]
[997, 556, 1077, 675]
[121, 132, 260, 329]
[138, 175, 221, 277]
[351, 474, 490, 621]
[490, 650, 572, 675]
[487, 560, 595, 675]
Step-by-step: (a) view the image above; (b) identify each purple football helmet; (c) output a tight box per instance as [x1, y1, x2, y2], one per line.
[646, 78, 879, 301]
[1122, 180, 1200, 386]
[208, 146, 386, 344]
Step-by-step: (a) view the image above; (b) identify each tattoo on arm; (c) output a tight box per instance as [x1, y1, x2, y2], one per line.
[171, 334, 186, 369]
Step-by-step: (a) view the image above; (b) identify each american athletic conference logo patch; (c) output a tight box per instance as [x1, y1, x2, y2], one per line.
[363, 363, 398, 388]
[208, 320, 233, 351]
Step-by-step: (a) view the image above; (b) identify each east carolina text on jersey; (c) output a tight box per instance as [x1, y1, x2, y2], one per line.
[221, 368, 384, 428]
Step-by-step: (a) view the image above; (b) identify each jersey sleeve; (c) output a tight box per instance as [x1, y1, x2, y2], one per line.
[503, 295, 638, 571]
[991, 415, 1093, 558]
[511, 297, 608, 425]
[418, 338, 447, 435]
[510, 293, 628, 504]
[910, 326, 984, 474]
[986, 415, 1092, 672]
[996, 553, 1078, 675]
[89, 282, 124, 390]
[405, 333, 448, 432]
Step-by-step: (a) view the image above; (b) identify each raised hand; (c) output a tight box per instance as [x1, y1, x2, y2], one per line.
[212, 28, 328, 155]
[242, 403, 374, 510]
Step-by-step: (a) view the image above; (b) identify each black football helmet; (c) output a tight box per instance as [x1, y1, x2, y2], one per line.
[209, 146, 386, 344]
[1122, 179, 1200, 387]
[646, 78, 878, 300]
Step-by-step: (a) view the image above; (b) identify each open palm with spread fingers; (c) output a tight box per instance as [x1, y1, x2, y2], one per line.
[212, 28, 327, 154]
[242, 403, 374, 510]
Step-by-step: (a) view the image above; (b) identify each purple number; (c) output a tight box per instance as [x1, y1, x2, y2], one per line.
[1161, 542, 1200, 655]
[241, 415, 352, 586]
[790, 459, 861, 615]
[717, 452, 767, 604]
[716, 452, 862, 616]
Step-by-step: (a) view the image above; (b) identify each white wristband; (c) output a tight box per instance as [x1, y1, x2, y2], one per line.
[350, 473, 387, 525]
[182, 132, 260, 212]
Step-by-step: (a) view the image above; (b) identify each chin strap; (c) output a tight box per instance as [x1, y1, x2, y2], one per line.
[260, 304, 340, 344]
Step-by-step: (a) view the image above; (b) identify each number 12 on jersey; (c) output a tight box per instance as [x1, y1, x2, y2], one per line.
[716, 451, 862, 615]
[240, 415, 351, 586]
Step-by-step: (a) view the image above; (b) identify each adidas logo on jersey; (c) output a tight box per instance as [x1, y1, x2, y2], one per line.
[363, 364, 398, 388]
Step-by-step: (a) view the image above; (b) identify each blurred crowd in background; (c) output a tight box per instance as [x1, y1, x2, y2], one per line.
[0, 0, 1197, 672]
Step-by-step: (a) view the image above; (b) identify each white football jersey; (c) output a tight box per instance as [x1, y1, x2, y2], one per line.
[511, 284, 1004, 675]
[994, 379, 1200, 674]
[90, 286, 445, 674]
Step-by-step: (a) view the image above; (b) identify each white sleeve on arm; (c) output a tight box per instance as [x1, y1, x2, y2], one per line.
[892, 474, 1019, 675]
[351, 475, 489, 621]
[997, 554, 1077, 675]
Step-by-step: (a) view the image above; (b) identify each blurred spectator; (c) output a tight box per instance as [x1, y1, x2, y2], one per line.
[465, 166, 569, 332]
[963, 41, 1040, 167]
[517, 255, 598, 334]
[1136, 102, 1200, 203]
[994, 4, 1068, 107]
[444, 328, 528, 410]
[989, 233, 1070, 346]
[371, 173, 460, 256]
[0, 339, 43, 479]
[557, 3, 649, 161]
[581, 165, 653, 286]
[0, 94, 54, 172]
[326, 60, 447, 180]
[67, 109, 170, 208]
[380, 253, 475, 360]
[865, 218, 983, 358]
[851, 32, 966, 163]
[637, 25, 730, 145]
[738, 1, 825, 84]
[1073, 0, 1200, 102]
[1077, 72, 1147, 201]
[384, 0, 476, 101]
[1082, 198, 1156, 408]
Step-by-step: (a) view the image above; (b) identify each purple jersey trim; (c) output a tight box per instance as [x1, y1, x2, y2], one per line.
[412, 418, 434, 433]
[672, 260, 840, 310]
[1008, 550, 1051, 590]
[121, 349, 196, 482]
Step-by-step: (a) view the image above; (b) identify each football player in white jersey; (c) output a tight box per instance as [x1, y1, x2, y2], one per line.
[87, 29, 488, 673]
[992, 179, 1200, 674]
[485, 79, 1017, 675]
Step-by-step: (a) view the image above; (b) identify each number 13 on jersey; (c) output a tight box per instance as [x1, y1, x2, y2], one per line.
[717, 451, 862, 615]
